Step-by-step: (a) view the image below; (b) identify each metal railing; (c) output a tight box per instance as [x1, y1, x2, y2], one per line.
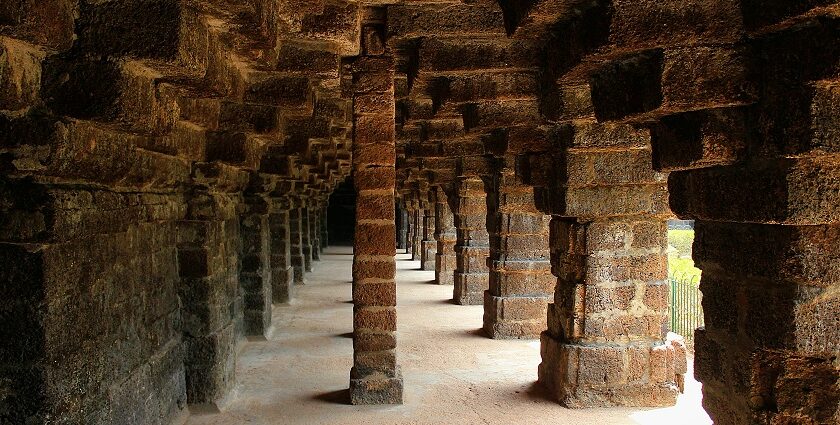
[669, 272, 704, 347]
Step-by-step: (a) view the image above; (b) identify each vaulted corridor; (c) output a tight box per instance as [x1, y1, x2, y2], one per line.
[186, 247, 709, 425]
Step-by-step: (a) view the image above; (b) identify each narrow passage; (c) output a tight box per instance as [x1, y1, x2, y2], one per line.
[187, 247, 709, 425]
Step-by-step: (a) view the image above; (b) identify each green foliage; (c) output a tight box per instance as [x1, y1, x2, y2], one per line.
[668, 229, 702, 283]
[668, 229, 695, 258]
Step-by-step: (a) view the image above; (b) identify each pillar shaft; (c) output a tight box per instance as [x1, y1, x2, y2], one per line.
[411, 208, 423, 261]
[453, 177, 490, 305]
[349, 27, 402, 404]
[537, 123, 684, 407]
[434, 187, 456, 285]
[177, 188, 242, 406]
[396, 205, 409, 251]
[669, 163, 840, 422]
[289, 206, 306, 285]
[421, 204, 437, 271]
[309, 206, 321, 262]
[301, 206, 313, 272]
[483, 161, 553, 339]
[268, 204, 293, 303]
[239, 195, 272, 336]
[320, 206, 329, 248]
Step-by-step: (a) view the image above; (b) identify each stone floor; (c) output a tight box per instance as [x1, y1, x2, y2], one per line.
[186, 247, 712, 425]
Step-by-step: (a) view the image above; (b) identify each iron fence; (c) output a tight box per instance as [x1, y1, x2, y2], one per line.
[669, 272, 704, 347]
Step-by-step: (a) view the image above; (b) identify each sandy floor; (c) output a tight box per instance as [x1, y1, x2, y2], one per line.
[186, 247, 712, 425]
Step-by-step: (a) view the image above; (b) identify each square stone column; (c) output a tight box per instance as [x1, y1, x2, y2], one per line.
[320, 205, 329, 248]
[309, 206, 321, 262]
[420, 204, 437, 271]
[289, 205, 306, 285]
[536, 123, 684, 408]
[433, 186, 457, 285]
[668, 162, 840, 423]
[178, 214, 241, 405]
[301, 205, 313, 272]
[175, 170, 245, 407]
[268, 199, 293, 303]
[239, 194, 272, 336]
[453, 176, 490, 305]
[348, 21, 403, 405]
[411, 207, 423, 261]
[397, 205, 409, 251]
[484, 160, 553, 339]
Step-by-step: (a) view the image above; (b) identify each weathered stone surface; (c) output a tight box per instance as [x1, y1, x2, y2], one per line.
[3, 0, 839, 421]
[349, 40, 402, 405]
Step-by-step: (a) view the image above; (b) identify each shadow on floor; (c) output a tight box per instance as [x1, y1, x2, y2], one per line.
[336, 332, 354, 338]
[464, 328, 487, 339]
[424, 298, 455, 305]
[312, 389, 351, 405]
[524, 381, 555, 403]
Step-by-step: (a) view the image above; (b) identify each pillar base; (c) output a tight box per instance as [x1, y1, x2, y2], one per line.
[292, 265, 305, 285]
[454, 272, 488, 305]
[349, 368, 404, 405]
[482, 292, 548, 339]
[273, 266, 293, 303]
[537, 332, 683, 408]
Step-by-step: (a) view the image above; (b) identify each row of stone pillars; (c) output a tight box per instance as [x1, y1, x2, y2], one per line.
[385, 148, 685, 408]
[177, 171, 331, 406]
[396, 159, 554, 340]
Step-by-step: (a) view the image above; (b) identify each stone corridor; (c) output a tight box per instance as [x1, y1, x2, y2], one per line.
[2, 0, 838, 423]
[185, 247, 710, 425]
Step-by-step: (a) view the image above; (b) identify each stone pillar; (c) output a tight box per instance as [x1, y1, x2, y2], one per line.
[268, 197, 293, 303]
[239, 193, 272, 336]
[0, 179, 190, 422]
[668, 166, 840, 422]
[309, 205, 321, 261]
[433, 186, 456, 285]
[178, 213, 240, 405]
[411, 207, 423, 261]
[421, 201, 437, 271]
[484, 159, 553, 339]
[453, 176, 490, 305]
[396, 204, 408, 251]
[301, 205, 313, 272]
[320, 205, 329, 248]
[348, 21, 402, 405]
[289, 205, 306, 285]
[176, 166, 245, 407]
[537, 123, 684, 407]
